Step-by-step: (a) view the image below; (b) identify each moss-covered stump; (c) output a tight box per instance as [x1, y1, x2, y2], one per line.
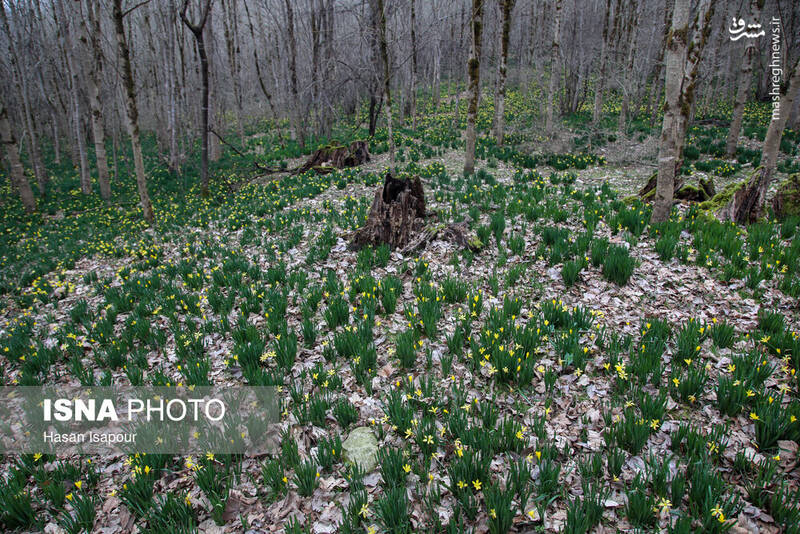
[638, 171, 685, 201]
[699, 180, 747, 214]
[772, 173, 800, 220]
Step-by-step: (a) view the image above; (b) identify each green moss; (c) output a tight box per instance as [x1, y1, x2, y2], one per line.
[468, 236, 484, 250]
[772, 173, 800, 220]
[698, 179, 747, 213]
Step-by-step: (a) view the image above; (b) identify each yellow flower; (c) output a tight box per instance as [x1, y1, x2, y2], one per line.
[472, 480, 482, 491]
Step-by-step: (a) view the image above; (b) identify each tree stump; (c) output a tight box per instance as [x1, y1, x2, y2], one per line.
[351, 173, 426, 250]
[771, 173, 800, 220]
[296, 140, 370, 175]
[639, 171, 685, 201]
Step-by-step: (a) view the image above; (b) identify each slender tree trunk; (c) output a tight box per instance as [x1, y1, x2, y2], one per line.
[409, 0, 418, 129]
[79, 0, 111, 201]
[618, 0, 641, 133]
[181, 0, 213, 196]
[57, 0, 91, 194]
[651, 0, 713, 223]
[376, 0, 394, 166]
[0, 3, 47, 196]
[113, 0, 154, 224]
[593, 0, 613, 124]
[0, 99, 36, 213]
[284, 0, 305, 148]
[493, 0, 515, 145]
[726, 0, 765, 158]
[464, 0, 484, 175]
[545, 0, 563, 136]
[243, 1, 279, 122]
[649, 0, 673, 128]
[720, 57, 800, 223]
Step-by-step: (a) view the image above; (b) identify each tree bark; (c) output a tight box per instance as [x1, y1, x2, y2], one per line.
[545, 0, 563, 136]
[376, 0, 394, 166]
[0, 3, 47, 196]
[726, 0, 765, 158]
[409, 0, 418, 129]
[79, 0, 111, 202]
[113, 0, 154, 224]
[618, 0, 642, 133]
[284, 0, 305, 148]
[719, 57, 800, 223]
[493, 0, 515, 145]
[651, 0, 713, 223]
[0, 98, 37, 213]
[464, 0, 484, 175]
[593, 0, 613, 124]
[181, 0, 213, 197]
[57, 0, 91, 195]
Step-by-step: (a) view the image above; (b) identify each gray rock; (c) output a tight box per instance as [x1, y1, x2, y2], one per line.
[342, 426, 378, 471]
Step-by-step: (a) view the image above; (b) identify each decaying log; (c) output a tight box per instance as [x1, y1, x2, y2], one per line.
[351, 173, 426, 250]
[675, 177, 715, 202]
[401, 221, 483, 255]
[296, 140, 370, 175]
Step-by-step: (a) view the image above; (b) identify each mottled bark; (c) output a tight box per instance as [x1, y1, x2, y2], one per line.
[727, 0, 765, 158]
[409, 0, 418, 129]
[593, 0, 613, 124]
[464, 0, 484, 175]
[0, 99, 36, 213]
[545, 0, 563, 135]
[79, 0, 111, 201]
[113, 0, 154, 224]
[57, 0, 91, 195]
[181, 0, 213, 196]
[284, 0, 305, 148]
[493, 0, 515, 145]
[0, 3, 46, 195]
[377, 0, 394, 166]
[652, 0, 713, 223]
[720, 57, 800, 223]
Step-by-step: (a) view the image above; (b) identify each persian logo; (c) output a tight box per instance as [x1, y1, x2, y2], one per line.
[728, 17, 765, 40]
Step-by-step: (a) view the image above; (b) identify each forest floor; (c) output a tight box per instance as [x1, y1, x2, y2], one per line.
[1, 104, 799, 534]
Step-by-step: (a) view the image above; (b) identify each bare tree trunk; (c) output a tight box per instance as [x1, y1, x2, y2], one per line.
[726, 0, 765, 158]
[651, 0, 713, 223]
[376, 0, 394, 166]
[113, 0, 154, 224]
[648, 0, 673, 128]
[409, 0, 418, 129]
[243, 1, 278, 122]
[79, 0, 111, 202]
[593, 0, 613, 124]
[545, 0, 563, 136]
[57, 0, 91, 195]
[222, 0, 244, 144]
[0, 98, 36, 213]
[618, 0, 641, 133]
[284, 0, 305, 148]
[493, 0, 515, 145]
[720, 57, 800, 223]
[464, 0, 484, 175]
[0, 3, 47, 196]
[181, 0, 213, 196]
